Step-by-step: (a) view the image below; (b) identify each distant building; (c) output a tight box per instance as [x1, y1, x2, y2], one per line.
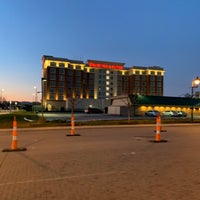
[41, 55, 165, 111]
[108, 94, 200, 117]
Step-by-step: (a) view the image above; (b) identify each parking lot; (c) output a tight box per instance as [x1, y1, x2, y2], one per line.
[0, 124, 200, 199]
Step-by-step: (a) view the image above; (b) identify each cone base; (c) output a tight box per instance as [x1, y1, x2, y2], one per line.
[2, 147, 27, 152]
[154, 130, 167, 132]
[150, 140, 168, 143]
[66, 134, 81, 136]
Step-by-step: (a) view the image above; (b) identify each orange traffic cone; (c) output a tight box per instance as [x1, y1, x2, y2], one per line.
[11, 116, 18, 149]
[2, 116, 27, 152]
[155, 115, 161, 142]
[152, 115, 167, 143]
[66, 116, 80, 136]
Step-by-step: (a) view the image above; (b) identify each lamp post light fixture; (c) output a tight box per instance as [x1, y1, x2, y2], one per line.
[191, 76, 200, 122]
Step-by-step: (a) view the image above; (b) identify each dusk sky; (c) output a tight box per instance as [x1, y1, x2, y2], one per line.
[0, 0, 200, 101]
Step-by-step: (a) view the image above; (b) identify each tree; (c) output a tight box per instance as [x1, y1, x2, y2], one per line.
[184, 93, 192, 98]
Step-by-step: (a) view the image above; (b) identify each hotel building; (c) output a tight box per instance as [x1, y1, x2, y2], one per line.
[41, 55, 165, 111]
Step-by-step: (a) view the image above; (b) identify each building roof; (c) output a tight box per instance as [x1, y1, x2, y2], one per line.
[130, 66, 164, 70]
[42, 55, 84, 64]
[131, 95, 200, 107]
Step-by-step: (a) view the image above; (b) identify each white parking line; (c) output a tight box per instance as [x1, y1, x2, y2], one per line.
[0, 171, 124, 186]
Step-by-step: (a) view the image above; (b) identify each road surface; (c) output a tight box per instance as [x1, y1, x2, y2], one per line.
[0, 125, 200, 199]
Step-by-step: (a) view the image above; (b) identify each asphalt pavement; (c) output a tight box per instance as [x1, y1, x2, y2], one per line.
[0, 125, 200, 199]
[37, 112, 129, 122]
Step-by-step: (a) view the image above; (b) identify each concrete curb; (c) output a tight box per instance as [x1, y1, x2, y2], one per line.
[0, 123, 200, 133]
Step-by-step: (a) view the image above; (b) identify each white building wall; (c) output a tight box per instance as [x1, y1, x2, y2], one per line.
[108, 106, 121, 115]
[66, 98, 110, 112]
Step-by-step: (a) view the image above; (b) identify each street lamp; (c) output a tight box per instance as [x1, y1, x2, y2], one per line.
[191, 77, 200, 122]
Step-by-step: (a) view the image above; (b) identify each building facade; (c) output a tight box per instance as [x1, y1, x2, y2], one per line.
[41, 55, 165, 111]
[108, 94, 200, 119]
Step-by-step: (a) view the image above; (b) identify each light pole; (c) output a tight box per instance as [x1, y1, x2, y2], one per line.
[191, 77, 200, 122]
[33, 86, 37, 113]
[66, 89, 80, 136]
[34, 86, 37, 103]
[1, 88, 4, 104]
[41, 78, 47, 118]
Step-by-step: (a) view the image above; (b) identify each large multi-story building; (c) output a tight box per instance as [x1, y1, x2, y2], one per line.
[41, 55, 165, 111]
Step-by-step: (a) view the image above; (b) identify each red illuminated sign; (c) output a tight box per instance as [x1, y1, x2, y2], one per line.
[88, 61, 124, 70]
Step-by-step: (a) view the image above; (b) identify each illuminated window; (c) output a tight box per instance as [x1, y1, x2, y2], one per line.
[76, 65, 81, 70]
[142, 82, 146, 86]
[58, 95, 64, 100]
[106, 92, 109, 96]
[157, 76, 162, 81]
[135, 75, 140, 80]
[50, 81, 56, 87]
[50, 62, 56, 67]
[157, 82, 162, 87]
[141, 76, 146, 81]
[135, 71, 140, 75]
[135, 81, 140, 86]
[67, 70, 73, 76]
[118, 71, 122, 75]
[106, 76, 110, 80]
[68, 64, 73, 69]
[50, 68, 56, 73]
[59, 63, 65, 67]
[150, 82, 155, 86]
[50, 75, 56, 80]
[59, 82, 64, 87]
[76, 70, 81, 76]
[150, 76, 155, 81]
[106, 87, 109, 91]
[59, 68, 65, 74]
[59, 75, 64, 81]
[142, 71, 146, 75]
[50, 93, 55, 100]
[157, 72, 161, 75]
[106, 70, 110, 74]
[59, 87, 64, 93]
[106, 81, 109, 85]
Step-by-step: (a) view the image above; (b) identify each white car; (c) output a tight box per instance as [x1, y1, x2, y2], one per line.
[162, 110, 178, 117]
[177, 111, 187, 117]
[145, 110, 160, 117]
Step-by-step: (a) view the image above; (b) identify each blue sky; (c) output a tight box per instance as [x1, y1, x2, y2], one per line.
[0, 0, 200, 101]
